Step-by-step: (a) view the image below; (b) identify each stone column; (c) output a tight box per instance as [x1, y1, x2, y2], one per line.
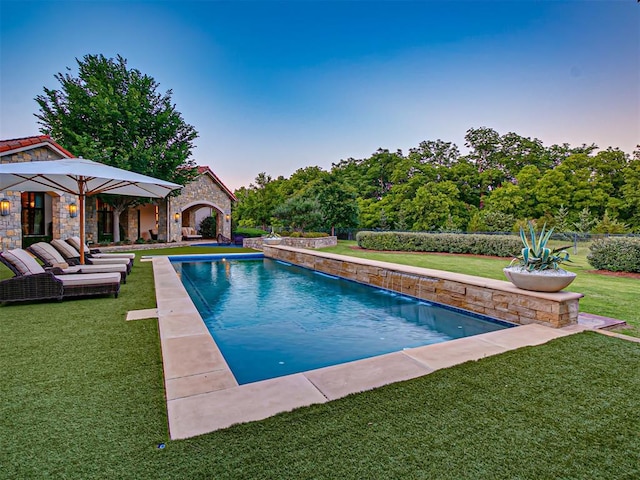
[0, 191, 21, 250]
[84, 197, 98, 243]
[157, 198, 168, 241]
[125, 208, 138, 241]
[55, 193, 80, 240]
[222, 210, 232, 238]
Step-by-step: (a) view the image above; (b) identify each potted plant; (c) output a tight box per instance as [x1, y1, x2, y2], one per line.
[503, 221, 576, 292]
[262, 230, 282, 246]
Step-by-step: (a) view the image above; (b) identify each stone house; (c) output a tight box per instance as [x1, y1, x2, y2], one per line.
[0, 135, 236, 250]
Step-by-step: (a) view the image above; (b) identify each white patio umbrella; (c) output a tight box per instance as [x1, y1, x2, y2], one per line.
[0, 158, 182, 263]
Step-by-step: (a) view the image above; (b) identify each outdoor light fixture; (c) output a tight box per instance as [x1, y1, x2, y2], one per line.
[225, 214, 231, 221]
[174, 212, 180, 223]
[69, 202, 78, 218]
[0, 197, 9, 216]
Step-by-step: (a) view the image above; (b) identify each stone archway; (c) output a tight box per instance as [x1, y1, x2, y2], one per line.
[175, 200, 230, 240]
[166, 170, 235, 242]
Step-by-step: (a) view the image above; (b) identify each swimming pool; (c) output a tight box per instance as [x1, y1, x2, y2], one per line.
[173, 257, 514, 384]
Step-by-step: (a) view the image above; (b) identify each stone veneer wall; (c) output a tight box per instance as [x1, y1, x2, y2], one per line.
[263, 245, 583, 328]
[244, 236, 338, 250]
[169, 174, 232, 242]
[1, 147, 78, 250]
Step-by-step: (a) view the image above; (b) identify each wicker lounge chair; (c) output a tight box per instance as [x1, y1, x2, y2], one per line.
[27, 242, 128, 283]
[66, 236, 135, 265]
[50, 239, 132, 274]
[0, 249, 121, 304]
[217, 233, 232, 246]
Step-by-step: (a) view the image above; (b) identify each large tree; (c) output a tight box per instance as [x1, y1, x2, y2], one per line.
[233, 173, 284, 230]
[35, 54, 199, 241]
[313, 177, 360, 236]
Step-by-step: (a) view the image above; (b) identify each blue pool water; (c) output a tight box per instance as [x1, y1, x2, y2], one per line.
[173, 258, 513, 384]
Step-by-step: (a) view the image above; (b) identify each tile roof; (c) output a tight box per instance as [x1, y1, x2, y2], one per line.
[0, 136, 236, 201]
[0, 135, 74, 158]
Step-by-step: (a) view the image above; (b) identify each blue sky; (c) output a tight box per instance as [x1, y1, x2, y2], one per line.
[1, 1, 638, 191]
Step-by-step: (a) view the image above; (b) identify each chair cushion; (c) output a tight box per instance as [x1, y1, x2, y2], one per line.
[91, 252, 135, 260]
[60, 266, 81, 273]
[69, 235, 134, 259]
[3, 249, 46, 275]
[30, 242, 67, 266]
[67, 236, 82, 250]
[87, 257, 131, 266]
[51, 239, 81, 258]
[67, 236, 95, 254]
[67, 264, 127, 274]
[55, 272, 121, 287]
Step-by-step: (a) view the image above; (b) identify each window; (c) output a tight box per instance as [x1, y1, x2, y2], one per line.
[21, 192, 45, 236]
[97, 199, 113, 241]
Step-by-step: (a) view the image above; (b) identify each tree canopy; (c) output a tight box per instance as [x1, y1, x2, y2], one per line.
[36, 54, 198, 185]
[233, 127, 640, 234]
[35, 54, 199, 240]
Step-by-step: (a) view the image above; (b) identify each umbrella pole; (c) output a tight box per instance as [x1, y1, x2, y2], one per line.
[79, 193, 85, 265]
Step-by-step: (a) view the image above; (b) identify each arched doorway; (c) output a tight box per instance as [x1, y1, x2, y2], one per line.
[177, 201, 227, 240]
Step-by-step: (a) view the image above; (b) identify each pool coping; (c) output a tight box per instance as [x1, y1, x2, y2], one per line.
[152, 255, 587, 440]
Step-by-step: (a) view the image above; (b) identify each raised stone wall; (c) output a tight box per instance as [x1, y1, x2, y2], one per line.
[244, 236, 338, 250]
[263, 245, 583, 328]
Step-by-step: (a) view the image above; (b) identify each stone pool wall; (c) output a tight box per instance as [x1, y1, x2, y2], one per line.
[263, 245, 583, 328]
[244, 236, 338, 250]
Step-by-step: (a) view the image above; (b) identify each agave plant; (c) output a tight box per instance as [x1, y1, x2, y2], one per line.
[264, 229, 281, 239]
[510, 221, 572, 272]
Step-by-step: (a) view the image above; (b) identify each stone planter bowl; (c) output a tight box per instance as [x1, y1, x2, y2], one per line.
[503, 267, 577, 293]
[263, 237, 282, 246]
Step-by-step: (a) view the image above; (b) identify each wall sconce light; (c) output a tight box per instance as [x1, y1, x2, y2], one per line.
[174, 212, 180, 223]
[0, 197, 10, 216]
[69, 202, 78, 218]
[225, 214, 231, 222]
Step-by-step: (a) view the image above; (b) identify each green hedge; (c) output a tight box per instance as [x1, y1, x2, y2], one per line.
[280, 231, 329, 238]
[587, 238, 640, 273]
[356, 231, 522, 257]
[233, 227, 269, 238]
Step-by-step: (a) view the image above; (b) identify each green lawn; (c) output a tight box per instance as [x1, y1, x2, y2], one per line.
[322, 241, 640, 337]
[1, 245, 639, 478]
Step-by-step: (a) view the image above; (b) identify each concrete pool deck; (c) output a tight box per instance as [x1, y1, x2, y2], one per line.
[151, 256, 589, 440]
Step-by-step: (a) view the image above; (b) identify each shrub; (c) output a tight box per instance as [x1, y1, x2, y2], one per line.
[233, 227, 269, 238]
[280, 231, 329, 238]
[356, 231, 522, 257]
[483, 212, 516, 232]
[199, 216, 217, 238]
[303, 232, 330, 238]
[587, 238, 640, 273]
[592, 210, 630, 234]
